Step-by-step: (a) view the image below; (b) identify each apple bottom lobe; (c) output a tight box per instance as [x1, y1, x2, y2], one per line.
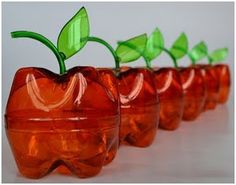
[6, 115, 119, 179]
[120, 104, 159, 147]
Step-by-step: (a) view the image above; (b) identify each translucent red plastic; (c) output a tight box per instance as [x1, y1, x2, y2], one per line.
[214, 64, 231, 104]
[197, 64, 219, 110]
[153, 67, 184, 130]
[115, 67, 160, 147]
[5, 66, 120, 179]
[179, 67, 206, 121]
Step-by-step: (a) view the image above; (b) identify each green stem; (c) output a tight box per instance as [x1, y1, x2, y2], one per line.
[208, 56, 213, 65]
[162, 47, 178, 68]
[11, 31, 66, 74]
[188, 53, 196, 66]
[88, 36, 120, 69]
[144, 57, 152, 69]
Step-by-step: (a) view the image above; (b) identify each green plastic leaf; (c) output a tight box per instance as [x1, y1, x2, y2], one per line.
[189, 41, 208, 62]
[143, 28, 164, 62]
[209, 48, 228, 63]
[170, 32, 188, 60]
[57, 7, 90, 59]
[116, 34, 147, 63]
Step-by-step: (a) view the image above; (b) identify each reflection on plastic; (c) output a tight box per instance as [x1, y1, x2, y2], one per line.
[156, 71, 173, 94]
[26, 73, 86, 111]
[120, 73, 144, 105]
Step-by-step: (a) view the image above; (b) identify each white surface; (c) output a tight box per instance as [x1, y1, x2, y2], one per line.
[2, 97, 234, 183]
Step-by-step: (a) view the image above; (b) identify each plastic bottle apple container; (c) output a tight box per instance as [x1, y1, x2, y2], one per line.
[5, 67, 119, 179]
[179, 66, 206, 120]
[207, 48, 230, 104]
[214, 64, 230, 103]
[78, 31, 160, 146]
[149, 31, 187, 129]
[116, 67, 159, 146]
[171, 41, 209, 120]
[5, 7, 120, 179]
[153, 67, 183, 130]
[115, 34, 160, 147]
